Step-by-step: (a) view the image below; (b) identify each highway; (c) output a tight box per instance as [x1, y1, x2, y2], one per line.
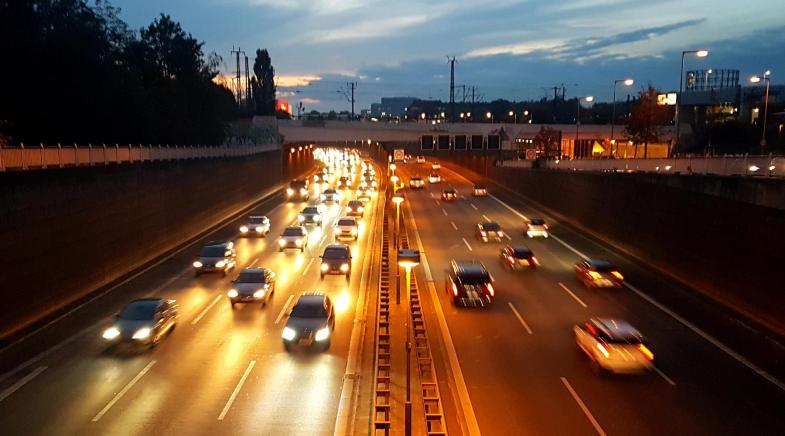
[397, 160, 785, 435]
[0, 156, 382, 435]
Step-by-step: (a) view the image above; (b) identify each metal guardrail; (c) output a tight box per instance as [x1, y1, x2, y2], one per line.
[372, 211, 393, 435]
[0, 143, 280, 172]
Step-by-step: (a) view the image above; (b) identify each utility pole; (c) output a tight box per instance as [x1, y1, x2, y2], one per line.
[244, 55, 251, 110]
[349, 82, 356, 119]
[448, 56, 456, 123]
[230, 46, 245, 106]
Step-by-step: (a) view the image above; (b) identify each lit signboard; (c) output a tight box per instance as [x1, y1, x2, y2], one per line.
[657, 93, 677, 106]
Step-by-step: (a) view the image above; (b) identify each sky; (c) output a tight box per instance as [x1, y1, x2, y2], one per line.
[111, 0, 785, 112]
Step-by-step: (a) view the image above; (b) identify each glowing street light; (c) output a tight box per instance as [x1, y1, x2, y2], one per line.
[397, 247, 420, 436]
[674, 49, 709, 155]
[576, 95, 594, 147]
[485, 111, 493, 123]
[750, 70, 772, 152]
[508, 110, 517, 123]
[610, 78, 635, 156]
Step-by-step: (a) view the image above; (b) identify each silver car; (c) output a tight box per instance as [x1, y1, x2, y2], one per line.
[278, 226, 308, 252]
[102, 299, 178, 349]
[240, 215, 270, 237]
[228, 268, 276, 307]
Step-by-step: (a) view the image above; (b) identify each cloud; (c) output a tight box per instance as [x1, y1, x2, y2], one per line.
[300, 97, 321, 105]
[276, 75, 322, 87]
[246, 0, 366, 15]
[296, 15, 430, 43]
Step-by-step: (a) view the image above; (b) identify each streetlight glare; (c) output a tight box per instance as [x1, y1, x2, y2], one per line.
[696, 49, 709, 57]
[764, 70, 771, 76]
[508, 111, 514, 116]
[585, 96, 594, 102]
[623, 78, 634, 86]
[485, 112, 491, 118]
[750, 76, 761, 83]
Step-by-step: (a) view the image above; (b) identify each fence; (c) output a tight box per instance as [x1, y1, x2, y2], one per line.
[0, 143, 280, 172]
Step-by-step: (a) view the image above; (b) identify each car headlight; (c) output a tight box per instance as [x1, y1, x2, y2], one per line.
[340, 263, 349, 272]
[357, 206, 363, 212]
[315, 327, 331, 342]
[314, 215, 321, 221]
[320, 195, 326, 200]
[216, 260, 226, 268]
[295, 239, 303, 246]
[286, 188, 294, 195]
[346, 206, 353, 212]
[133, 328, 151, 340]
[282, 326, 297, 341]
[320, 263, 329, 271]
[253, 290, 265, 299]
[278, 239, 286, 246]
[255, 226, 264, 233]
[240, 226, 249, 233]
[298, 214, 305, 222]
[350, 228, 357, 235]
[102, 326, 120, 340]
[227, 289, 239, 298]
[300, 188, 307, 195]
[193, 261, 203, 268]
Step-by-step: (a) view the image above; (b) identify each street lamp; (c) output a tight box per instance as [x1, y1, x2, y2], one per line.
[674, 49, 709, 156]
[486, 111, 493, 123]
[611, 78, 634, 157]
[576, 96, 594, 153]
[390, 175, 399, 193]
[392, 195, 404, 253]
[397, 248, 420, 436]
[460, 112, 465, 122]
[750, 70, 772, 153]
[508, 110, 517, 123]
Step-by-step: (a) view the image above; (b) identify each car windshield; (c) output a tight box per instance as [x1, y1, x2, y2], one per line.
[530, 219, 546, 225]
[459, 272, 490, 285]
[349, 201, 361, 207]
[324, 190, 337, 194]
[291, 302, 327, 318]
[600, 331, 644, 345]
[412, 177, 422, 180]
[248, 217, 266, 224]
[338, 219, 356, 226]
[430, 174, 438, 177]
[482, 223, 501, 231]
[303, 207, 319, 214]
[323, 247, 349, 259]
[237, 272, 265, 283]
[445, 189, 456, 193]
[200, 246, 225, 257]
[512, 248, 533, 257]
[120, 301, 158, 321]
[283, 227, 304, 236]
[591, 262, 616, 272]
[290, 181, 306, 188]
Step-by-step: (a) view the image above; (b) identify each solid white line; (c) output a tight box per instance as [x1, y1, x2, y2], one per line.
[490, 193, 528, 220]
[0, 366, 47, 403]
[558, 282, 587, 308]
[507, 302, 533, 335]
[435, 200, 441, 206]
[442, 208, 449, 216]
[461, 238, 473, 252]
[275, 294, 295, 325]
[482, 214, 491, 222]
[470, 203, 478, 211]
[191, 295, 223, 325]
[248, 258, 259, 267]
[302, 257, 315, 276]
[561, 377, 606, 436]
[218, 360, 256, 420]
[450, 221, 458, 231]
[92, 360, 156, 422]
[549, 234, 591, 260]
[319, 234, 327, 246]
[429, 192, 435, 198]
[652, 365, 677, 386]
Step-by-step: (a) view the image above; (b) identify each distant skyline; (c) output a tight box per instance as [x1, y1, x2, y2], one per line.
[112, 0, 785, 112]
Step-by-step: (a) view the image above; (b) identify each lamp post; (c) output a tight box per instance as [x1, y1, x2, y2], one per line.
[750, 70, 772, 153]
[486, 111, 493, 123]
[611, 78, 634, 157]
[576, 96, 594, 154]
[524, 110, 531, 124]
[392, 194, 404, 252]
[390, 175, 399, 194]
[508, 110, 517, 123]
[674, 49, 709, 156]
[398, 249, 420, 436]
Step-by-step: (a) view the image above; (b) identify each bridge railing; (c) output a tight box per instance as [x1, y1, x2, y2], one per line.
[0, 143, 280, 172]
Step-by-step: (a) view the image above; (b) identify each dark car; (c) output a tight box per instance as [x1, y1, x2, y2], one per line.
[475, 222, 505, 242]
[441, 188, 458, 201]
[445, 260, 495, 307]
[346, 200, 365, 218]
[337, 176, 353, 189]
[286, 179, 310, 201]
[193, 241, 236, 276]
[575, 260, 624, 288]
[320, 244, 352, 279]
[281, 292, 336, 351]
[102, 298, 178, 349]
[500, 246, 539, 270]
[298, 206, 324, 226]
[227, 267, 276, 307]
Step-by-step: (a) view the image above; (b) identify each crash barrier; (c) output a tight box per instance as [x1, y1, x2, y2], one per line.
[0, 143, 280, 171]
[372, 210, 393, 435]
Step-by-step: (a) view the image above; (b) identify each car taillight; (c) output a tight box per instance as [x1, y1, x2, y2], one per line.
[611, 271, 624, 280]
[486, 283, 495, 296]
[596, 343, 610, 358]
[543, 224, 549, 229]
[531, 256, 539, 265]
[451, 283, 459, 296]
[508, 256, 516, 264]
[589, 271, 602, 280]
[638, 344, 654, 361]
[497, 231, 504, 237]
[480, 231, 487, 236]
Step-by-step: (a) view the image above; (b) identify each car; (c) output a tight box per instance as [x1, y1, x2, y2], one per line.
[337, 176, 353, 189]
[409, 176, 425, 189]
[320, 188, 341, 203]
[500, 246, 539, 269]
[193, 241, 236, 276]
[286, 179, 310, 201]
[334, 217, 359, 241]
[431, 163, 441, 171]
[356, 187, 372, 202]
[278, 226, 308, 252]
[298, 206, 323, 226]
[102, 298, 178, 349]
[239, 215, 270, 237]
[441, 188, 458, 201]
[575, 260, 624, 288]
[416, 155, 426, 164]
[445, 260, 494, 307]
[346, 200, 365, 218]
[281, 292, 336, 351]
[227, 267, 276, 308]
[473, 184, 488, 197]
[362, 177, 378, 190]
[574, 318, 654, 374]
[428, 173, 441, 184]
[526, 218, 549, 238]
[475, 222, 505, 242]
[320, 243, 352, 279]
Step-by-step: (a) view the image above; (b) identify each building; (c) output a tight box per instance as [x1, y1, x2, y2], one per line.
[369, 97, 417, 118]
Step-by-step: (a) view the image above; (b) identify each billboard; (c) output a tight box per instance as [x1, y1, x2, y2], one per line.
[657, 93, 677, 106]
[393, 149, 405, 162]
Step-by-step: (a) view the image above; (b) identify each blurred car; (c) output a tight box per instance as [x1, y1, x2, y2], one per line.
[346, 200, 365, 218]
[239, 215, 270, 237]
[278, 226, 308, 252]
[286, 179, 310, 201]
[445, 260, 494, 307]
[356, 187, 372, 202]
[335, 217, 359, 241]
[281, 292, 336, 351]
[428, 173, 441, 184]
[575, 260, 624, 288]
[102, 298, 178, 348]
[298, 206, 324, 226]
[475, 222, 505, 242]
[409, 176, 425, 189]
[574, 318, 654, 374]
[337, 176, 353, 189]
[320, 243, 352, 279]
[525, 218, 549, 238]
[320, 188, 341, 203]
[227, 267, 276, 308]
[500, 246, 539, 270]
[473, 184, 488, 197]
[431, 163, 441, 171]
[441, 188, 458, 201]
[416, 155, 426, 164]
[193, 241, 236, 276]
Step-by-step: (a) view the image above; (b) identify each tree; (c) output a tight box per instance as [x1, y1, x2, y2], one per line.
[251, 49, 276, 116]
[534, 126, 561, 158]
[625, 84, 670, 158]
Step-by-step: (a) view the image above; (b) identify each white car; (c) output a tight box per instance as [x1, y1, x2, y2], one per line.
[574, 318, 654, 374]
[321, 189, 341, 203]
[428, 173, 441, 184]
[334, 217, 359, 241]
[416, 156, 426, 164]
[278, 226, 308, 252]
[526, 218, 549, 238]
[409, 176, 425, 189]
[239, 215, 270, 237]
[431, 163, 441, 171]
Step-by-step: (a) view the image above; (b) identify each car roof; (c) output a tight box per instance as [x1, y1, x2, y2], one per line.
[587, 260, 615, 269]
[479, 222, 501, 229]
[451, 260, 488, 276]
[296, 292, 328, 305]
[303, 206, 319, 212]
[338, 217, 357, 223]
[240, 267, 266, 273]
[348, 199, 362, 204]
[591, 318, 644, 341]
[510, 247, 533, 256]
[204, 241, 232, 249]
[324, 243, 350, 251]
